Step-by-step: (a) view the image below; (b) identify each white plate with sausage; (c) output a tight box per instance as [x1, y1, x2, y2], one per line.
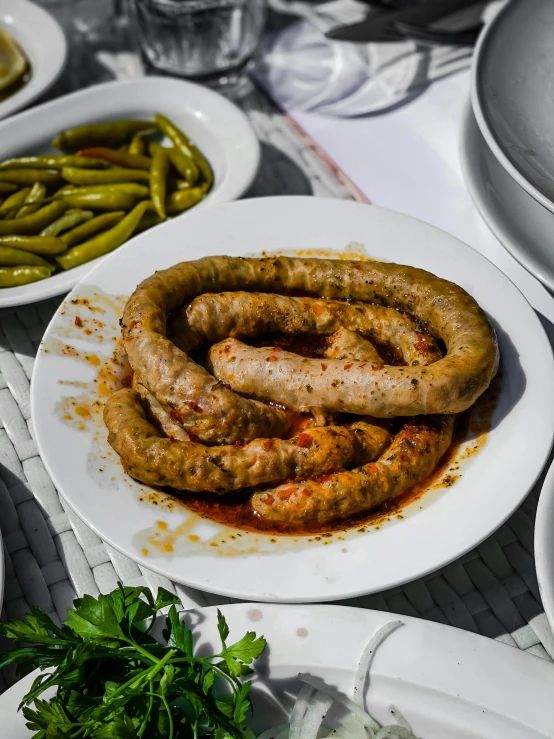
[3, 603, 554, 738]
[30, 196, 554, 601]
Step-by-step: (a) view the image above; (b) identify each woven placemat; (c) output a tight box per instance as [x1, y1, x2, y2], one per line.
[1, 10, 553, 695]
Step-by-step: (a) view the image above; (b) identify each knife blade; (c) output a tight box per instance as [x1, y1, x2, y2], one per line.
[326, 0, 477, 42]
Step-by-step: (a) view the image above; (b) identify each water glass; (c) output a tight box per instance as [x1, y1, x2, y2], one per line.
[129, 0, 266, 96]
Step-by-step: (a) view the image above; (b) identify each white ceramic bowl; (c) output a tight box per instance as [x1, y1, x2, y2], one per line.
[0, 76, 260, 308]
[460, 103, 554, 293]
[472, 0, 554, 215]
[0, 0, 67, 119]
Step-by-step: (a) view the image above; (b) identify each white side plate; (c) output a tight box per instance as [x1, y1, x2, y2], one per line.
[0, 76, 260, 308]
[30, 197, 554, 602]
[536, 462, 554, 635]
[0, 0, 67, 119]
[2, 603, 554, 737]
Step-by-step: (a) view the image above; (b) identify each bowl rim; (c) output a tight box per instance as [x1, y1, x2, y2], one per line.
[471, 0, 554, 216]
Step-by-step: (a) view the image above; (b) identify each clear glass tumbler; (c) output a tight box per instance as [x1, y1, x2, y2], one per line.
[128, 0, 266, 96]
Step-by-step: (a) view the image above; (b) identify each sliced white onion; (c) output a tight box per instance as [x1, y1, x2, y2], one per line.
[388, 706, 412, 732]
[299, 690, 335, 739]
[327, 724, 356, 739]
[290, 683, 316, 739]
[340, 712, 371, 739]
[263, 620, 418, 739]
[374, 727, 414, 739]
[257, 724, 290, 739]
[298, 674, 380, 732]
[353, 621, 404, 708]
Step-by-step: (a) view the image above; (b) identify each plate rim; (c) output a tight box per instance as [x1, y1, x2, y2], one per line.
[535, 461, 554, 635]
[30, 195, 554, 602]
[0, 76, 260, 309]
[0, 0, 67, 120]
[0, 526, 4, 614]
[471, 0, 554, 216]
[2, 602, 554, 736]
[459, 100, 554, 293]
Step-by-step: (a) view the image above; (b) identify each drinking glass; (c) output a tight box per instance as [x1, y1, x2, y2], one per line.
[128, 0, 266, 97]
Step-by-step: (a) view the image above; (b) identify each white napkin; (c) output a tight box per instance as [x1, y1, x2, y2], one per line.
[255, 0, 507, 117]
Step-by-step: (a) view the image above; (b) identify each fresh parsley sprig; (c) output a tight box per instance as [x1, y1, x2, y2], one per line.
[0, 584, 266, 739]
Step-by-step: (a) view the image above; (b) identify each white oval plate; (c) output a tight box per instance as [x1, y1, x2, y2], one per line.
[3, 603, 554, 737]
[0, 76, 260, 308]
[31, 196, 554, 602]
[460, 102, 554, 293]
[0, 0, 66, 119]
[535, 462, 554, 635]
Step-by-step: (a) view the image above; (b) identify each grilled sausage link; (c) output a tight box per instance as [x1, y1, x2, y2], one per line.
[251, 415, 455, 524]
[123, 258, 497, 428]
[104, 388, 391, 492]
[171, 292, 442, 366]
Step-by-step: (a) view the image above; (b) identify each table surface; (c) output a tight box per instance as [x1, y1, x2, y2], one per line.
[1, 6, 553, 695]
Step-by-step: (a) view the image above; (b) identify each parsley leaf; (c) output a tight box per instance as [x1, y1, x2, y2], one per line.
[222, 632, 267, 664]
[217, 609, 230, 646]
[0, 585, 266, 739]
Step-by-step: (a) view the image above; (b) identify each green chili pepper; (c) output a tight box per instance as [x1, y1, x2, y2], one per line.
[78, 147, 152, 171]
[0, 246, 52, 268]
[60, 211, 125, 248]
[150, 146, 169, 220]
[57, 200, 153, 270]
[155, 113, 213, 190]
[0, 187, 31, 216]
[0, 183, 17, 195]
[135, 211, 164, 234]
[0, 155, 109, 170]
[16, 182, 46, 218]
[53, 183, 150, 200]
[129, 130, 151, 156]
[0, 235, 67, 254]
[41, 209, 94, 237]
[59, 190, 138, 212]
[61, 166, 150, 187]
[0, 201, 68, 235]
[149, 137, 198, 185]
[0, 266, 52, 287]
[51, 184, 77, 199]
[0, 170, 61, 187]
[166, 185, 207, 215]
[53, 120, 156, 153]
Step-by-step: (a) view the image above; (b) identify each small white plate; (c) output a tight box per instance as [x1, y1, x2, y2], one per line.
[460, 103, 554, 293]
[2, 603, 554, 737]
[31, 197, 554, 602]
[0, 0, 67, 119]
[536, 462, 554, 635]
[0, 76, 260, 308]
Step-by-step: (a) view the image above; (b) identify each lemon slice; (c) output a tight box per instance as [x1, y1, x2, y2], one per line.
[0, 28, 28, 92]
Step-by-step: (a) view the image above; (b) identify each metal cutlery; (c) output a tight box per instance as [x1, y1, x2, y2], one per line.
[325, 0, 478, 43]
